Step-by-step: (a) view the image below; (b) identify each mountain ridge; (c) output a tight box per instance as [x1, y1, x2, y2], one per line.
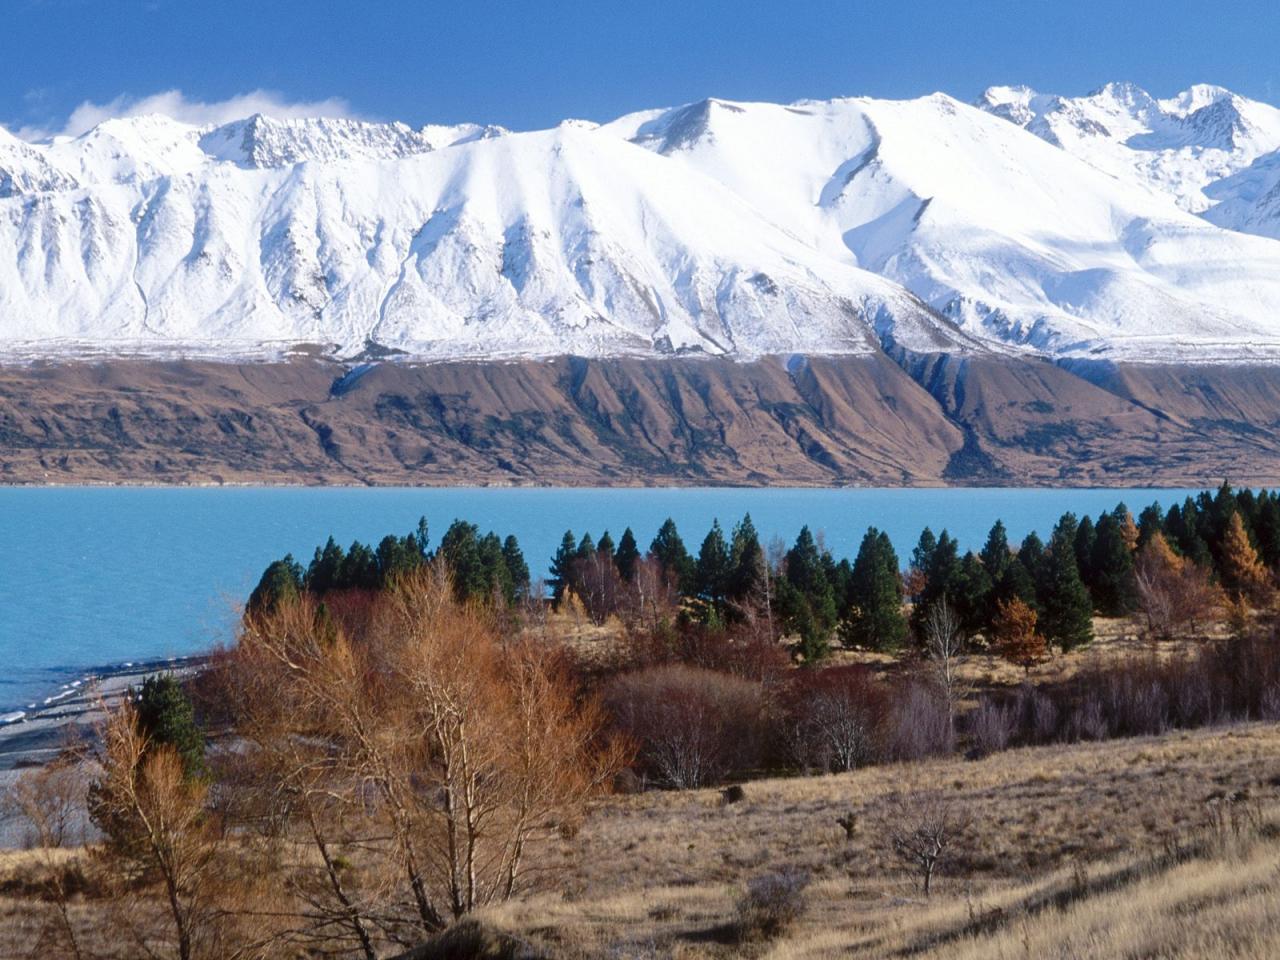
[5, 84, 1280, 364]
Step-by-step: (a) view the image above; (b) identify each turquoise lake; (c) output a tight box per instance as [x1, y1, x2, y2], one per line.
[0, 486, 1207, 714]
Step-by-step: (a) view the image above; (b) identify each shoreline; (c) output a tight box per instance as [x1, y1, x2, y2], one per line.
[0, 654, 211, 773]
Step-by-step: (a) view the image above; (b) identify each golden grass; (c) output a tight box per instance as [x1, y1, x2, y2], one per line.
[482, 722, 1280, 958]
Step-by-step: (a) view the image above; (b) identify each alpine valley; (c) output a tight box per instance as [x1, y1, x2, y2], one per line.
[6, 82, 1280, 486]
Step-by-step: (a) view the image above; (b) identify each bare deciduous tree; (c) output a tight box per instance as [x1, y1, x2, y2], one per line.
[884, 793, 968, 897]
[1, 751, 91, 960]
[921, 600, 967, 732]
[90, 698, 220, 960]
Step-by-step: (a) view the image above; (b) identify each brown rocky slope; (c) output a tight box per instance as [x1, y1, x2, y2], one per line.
[2, 351, 1280, 485]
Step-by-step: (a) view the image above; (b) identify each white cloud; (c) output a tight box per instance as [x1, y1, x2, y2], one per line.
[15, 88, 359, 141]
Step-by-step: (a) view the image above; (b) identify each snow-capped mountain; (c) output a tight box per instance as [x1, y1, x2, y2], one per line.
[6, 85, 1280, 363]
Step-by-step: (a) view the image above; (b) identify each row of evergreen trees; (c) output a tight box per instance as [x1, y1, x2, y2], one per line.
[248, 517, 531, 614]
[545, 483, 1280, 659]
[246, 484, 1278, 660]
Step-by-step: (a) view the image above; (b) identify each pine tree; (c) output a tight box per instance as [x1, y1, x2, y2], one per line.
[339, 540, 379, 590]
[502, 535, 530, 601]
[1090, 510, 1138, 616]
[727, 514, 766, 603]
[953, 551, 992, 637]
[1137, 504, 1164, 549]
[1039, 516, 1094, 652]
[1253, 495, 1280, 570]
[990, 556, 1038, 620]
[596, 530, 616, 559]
[305, 536, 346, 594]
[1017, 531, 1047, 587]
[979, 520, 1012, 584]
[694, 520, 731, 605]
[576, 532, 596, 561]
[134, 674, 206, 780]
[247, 554, 304, 615]
[478, 532, 514, 604]
[650, 518, 695, 593]
[549, 530, 577, 602]
[843, 527, 906, 650]
[1074, 515, 1098, 590]
[614, 528, 641, 582]
[783, 527, 838, 653]
[440, 520, 487, 602]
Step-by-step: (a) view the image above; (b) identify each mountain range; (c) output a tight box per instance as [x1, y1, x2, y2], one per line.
[6, 82, 1280, 365]
[6, 83, 1280, 486]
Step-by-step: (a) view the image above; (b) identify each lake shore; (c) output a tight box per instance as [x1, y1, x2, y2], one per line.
[0, 655, 209, 774]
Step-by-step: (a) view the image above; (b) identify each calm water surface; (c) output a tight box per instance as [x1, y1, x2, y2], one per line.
[0, 486, 1206, 713]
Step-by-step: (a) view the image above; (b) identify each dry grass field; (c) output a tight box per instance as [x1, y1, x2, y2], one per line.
[480, 722, 1280, 958]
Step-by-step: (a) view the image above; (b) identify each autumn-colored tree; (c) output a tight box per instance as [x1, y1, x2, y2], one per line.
[991, 597, 1048, 674]
[89, 698, 220, 960]
[1219, 511, 1271, 604]
[232, 565, 625, 941]
[1134, 533, 1224, 639]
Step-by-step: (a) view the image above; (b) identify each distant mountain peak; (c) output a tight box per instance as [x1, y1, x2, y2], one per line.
[6, 85, 1280, 364]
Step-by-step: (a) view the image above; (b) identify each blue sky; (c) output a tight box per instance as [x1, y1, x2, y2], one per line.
[5, 0, 1280, 137]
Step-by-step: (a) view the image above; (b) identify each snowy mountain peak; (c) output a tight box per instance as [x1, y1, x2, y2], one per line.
[1160, 83, 1235, 116]
[7, 85, 1280, 364]
[198, 114, 436, 168]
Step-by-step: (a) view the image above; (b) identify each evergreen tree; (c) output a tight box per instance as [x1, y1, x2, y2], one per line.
[339, 541, 379, 590]
[1255, 495, 1280, 570]
[1090, 510, 1138, 616]
[502, 535, 530, 601]
[247, 554, 304, 615]
[912, 529, 962, 635]
[727, 514, 766, 602]
[576, 532, 596, 561]
[910, 527, 938, 579]
[1074, 515, 1098, 590]
[1137, 503, 1165, 549]
[783, 527, 838, 653]
[415, 516, 430, 557]
[694, 520, 732, 605]
[650, 518, 695, 593]
[478, 532, 514, 604]
[991, 555, 1038, 619]
[134, 674, 206, 781]
[843, 527, 906, 650]
[979, 520, 1012, 584]
[1167, 499, 1212, 567]
[439, 520, 487, 602]
[305, 536, 346, 594]
[953, 551, 993, 637]
[614, 528, 641, 582]
[1039, 515, 1094, 651]
[549, 530, 578, 602]
[596, 530, 616, 559]
[1018, 531, 1048, 587]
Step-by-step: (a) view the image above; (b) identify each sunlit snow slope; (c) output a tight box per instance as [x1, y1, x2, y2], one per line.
[5, 84, 1280, 363]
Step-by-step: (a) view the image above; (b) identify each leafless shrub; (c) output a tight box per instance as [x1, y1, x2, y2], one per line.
[604, 664, 765, 788]
[734, 869, 810, 942]
[967, 698, 1016, 758]
[779, 666, 882, 773]
[883, 680, 955, 762]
